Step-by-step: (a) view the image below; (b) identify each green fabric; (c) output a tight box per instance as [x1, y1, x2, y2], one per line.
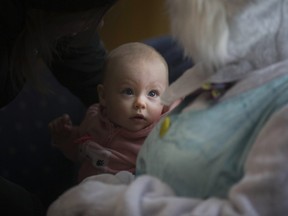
[137, 74, 288, 198]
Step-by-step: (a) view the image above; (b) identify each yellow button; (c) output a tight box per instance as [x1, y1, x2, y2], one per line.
[160, 117, 171, 138]
[201, 83, 212, 90]
[211, 89, 220, 98]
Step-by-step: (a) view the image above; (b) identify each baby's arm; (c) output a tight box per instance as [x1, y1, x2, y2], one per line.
[49, 114, 82, 161]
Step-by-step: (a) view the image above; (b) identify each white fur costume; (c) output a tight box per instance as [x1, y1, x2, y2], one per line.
[47, 1, 288, 215]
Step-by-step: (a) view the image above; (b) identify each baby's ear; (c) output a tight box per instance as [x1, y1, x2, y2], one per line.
[97, 84, 106, 106]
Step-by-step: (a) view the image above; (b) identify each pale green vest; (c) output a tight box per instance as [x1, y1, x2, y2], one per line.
[136, 75, 288, 198]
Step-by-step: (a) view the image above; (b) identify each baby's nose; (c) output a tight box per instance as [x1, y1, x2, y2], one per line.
[134, 96, 146, 109]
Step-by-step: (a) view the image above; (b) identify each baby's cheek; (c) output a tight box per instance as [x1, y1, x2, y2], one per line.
[152, 106, 164, 121]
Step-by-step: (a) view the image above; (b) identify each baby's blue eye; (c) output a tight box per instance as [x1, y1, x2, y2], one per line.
[122, 88, 134, 95]
[148, 90, 159, 97]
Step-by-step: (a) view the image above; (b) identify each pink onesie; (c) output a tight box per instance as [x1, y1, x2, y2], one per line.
[73, 104, 156, 181]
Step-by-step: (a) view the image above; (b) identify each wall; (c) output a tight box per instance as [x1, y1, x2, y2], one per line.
[99, 0, 170, 50]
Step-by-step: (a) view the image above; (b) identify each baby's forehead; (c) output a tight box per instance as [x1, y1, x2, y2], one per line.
[105, 61, 168, 86]
[107, 53, 167, 72]
[103, 43, 168, 81]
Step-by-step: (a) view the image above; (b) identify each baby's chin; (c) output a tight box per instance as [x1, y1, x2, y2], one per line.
[123, 122, 152, 132]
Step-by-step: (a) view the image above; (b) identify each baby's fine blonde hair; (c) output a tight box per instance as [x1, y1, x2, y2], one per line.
[102, 42, 168, 83]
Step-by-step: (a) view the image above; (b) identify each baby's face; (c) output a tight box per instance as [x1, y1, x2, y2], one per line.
[101, 57, 168, 131]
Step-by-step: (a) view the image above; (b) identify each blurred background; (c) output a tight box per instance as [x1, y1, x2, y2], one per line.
[100, 0, 170, 50]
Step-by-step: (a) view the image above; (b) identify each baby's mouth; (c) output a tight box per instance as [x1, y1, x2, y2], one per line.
[131, 114, 146, 121]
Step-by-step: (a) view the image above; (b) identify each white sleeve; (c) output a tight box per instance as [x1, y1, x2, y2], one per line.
[47, 106, 288, 216]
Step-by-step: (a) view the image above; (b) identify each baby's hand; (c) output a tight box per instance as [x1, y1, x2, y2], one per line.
[49, 114, 81, 160]
[48, 114, 73, 148]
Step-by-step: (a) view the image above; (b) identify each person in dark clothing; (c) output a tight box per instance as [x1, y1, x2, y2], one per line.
[0, 0, 117, 215]
[1, 0, 117, 108]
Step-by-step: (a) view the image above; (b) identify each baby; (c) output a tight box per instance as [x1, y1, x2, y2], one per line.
[48, 1, 288, 216]
[49, 42, 169, 181]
